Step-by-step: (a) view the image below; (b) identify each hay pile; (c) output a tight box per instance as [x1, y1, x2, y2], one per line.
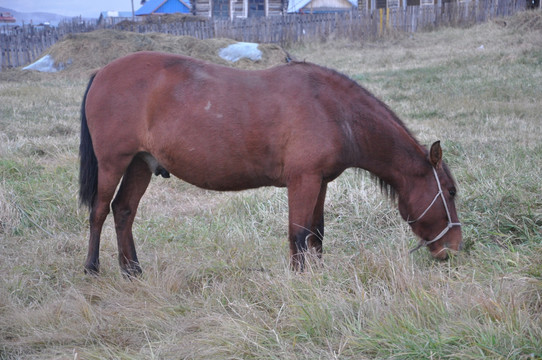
[500, 10, 542, 32]
[45, 29, 290, 73]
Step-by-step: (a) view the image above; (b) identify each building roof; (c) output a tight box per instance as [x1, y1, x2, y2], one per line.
[0, 12, 16, 23]
[135, 0, 191, 15]
[287, 0, 357, 13]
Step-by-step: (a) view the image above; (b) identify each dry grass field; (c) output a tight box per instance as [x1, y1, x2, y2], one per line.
[1, 11, 541, 359]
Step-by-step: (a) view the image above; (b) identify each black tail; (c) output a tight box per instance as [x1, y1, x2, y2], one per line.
[79, 73, 98, 210]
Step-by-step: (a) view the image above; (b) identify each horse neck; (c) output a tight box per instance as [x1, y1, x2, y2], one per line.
[349, 109, 428, 196]
[309, 66, 428, 194]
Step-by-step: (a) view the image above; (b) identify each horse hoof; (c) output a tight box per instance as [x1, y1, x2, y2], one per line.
[84, 264, 100, 275]
[122, 264, 143, 278]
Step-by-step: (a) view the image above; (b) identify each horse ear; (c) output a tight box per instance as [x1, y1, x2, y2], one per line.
[429, 141, 442, 169]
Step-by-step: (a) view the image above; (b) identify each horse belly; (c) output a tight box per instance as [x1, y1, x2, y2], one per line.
[154, 143, 284, 191]
[169, 162, 282, 191]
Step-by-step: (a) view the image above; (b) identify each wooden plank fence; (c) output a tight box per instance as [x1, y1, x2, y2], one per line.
[0, 20, 98, 71]
[0, 0, 527, 71]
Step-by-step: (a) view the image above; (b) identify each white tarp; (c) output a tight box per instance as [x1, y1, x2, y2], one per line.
[219, 42, 262, 62]
[287, 0, 357, 12]
[22, 55, 66, 72]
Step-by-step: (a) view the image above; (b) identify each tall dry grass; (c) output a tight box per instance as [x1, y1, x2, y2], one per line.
[1, 12, 542, 359]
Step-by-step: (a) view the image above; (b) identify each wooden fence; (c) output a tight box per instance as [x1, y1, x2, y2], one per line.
[0, 0, 527, 71]
[0, 20, 98, 70]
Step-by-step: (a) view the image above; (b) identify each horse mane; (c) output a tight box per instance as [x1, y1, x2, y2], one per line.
[374, 176, 398, 201]
[289, 60, 418, 141]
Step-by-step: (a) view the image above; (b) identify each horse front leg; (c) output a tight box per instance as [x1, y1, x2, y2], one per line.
[307, 183, 327, 259]
[287, 175, 323, 271]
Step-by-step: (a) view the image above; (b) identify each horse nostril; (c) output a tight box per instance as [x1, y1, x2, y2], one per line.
[444, 240, 463, 252]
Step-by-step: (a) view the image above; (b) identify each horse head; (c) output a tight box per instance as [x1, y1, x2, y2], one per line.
[398, 141, 463, 259]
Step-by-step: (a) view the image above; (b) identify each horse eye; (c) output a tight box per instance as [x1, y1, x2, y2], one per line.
[449, 189, 456, 197]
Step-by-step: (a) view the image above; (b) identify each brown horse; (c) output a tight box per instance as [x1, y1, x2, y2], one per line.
[79, 51, 462, 276]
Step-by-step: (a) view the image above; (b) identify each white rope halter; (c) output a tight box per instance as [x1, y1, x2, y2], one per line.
[408, 167, 461, 254]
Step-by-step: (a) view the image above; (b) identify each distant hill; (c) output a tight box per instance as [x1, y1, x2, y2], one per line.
[0, 7, 76, 26]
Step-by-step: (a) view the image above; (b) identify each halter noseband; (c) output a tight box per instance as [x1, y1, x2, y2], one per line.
[408, 167, 461, 253]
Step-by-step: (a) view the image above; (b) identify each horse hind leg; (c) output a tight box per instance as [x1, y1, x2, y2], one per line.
[85, 160, 129, 274]
[111, 155, 152, 276]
